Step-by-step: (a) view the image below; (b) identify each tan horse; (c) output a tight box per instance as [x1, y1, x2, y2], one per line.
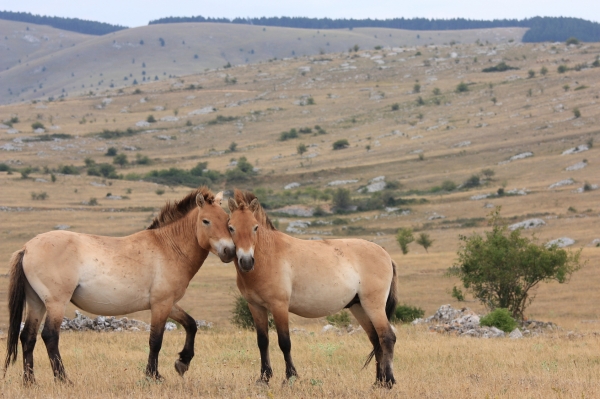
[4, 187, 235, 384]
[227, 190, 398, 387]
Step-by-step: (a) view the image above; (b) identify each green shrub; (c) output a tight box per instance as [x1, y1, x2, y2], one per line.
[540, 66, 548, 75]
[280, 128, 299, 141]
[463, 175, 480, 188]
[88, 163, 118, 179]
[451, 286, 465, 301]
[392, 304, 424, 323]
[88, 198, 98, 206]
[147, 115, 156, 123]
[31, 191, 48, 200]
[482, 62, 518, 73]
[573, 108, 581, 118]
[96, 128, 139, 139]
[557, 65, 568, 74]
[432, 87, 441, 95]
[456, 82, 469, 93]
[479, 308, 517, 333]
[31, 121, 45, 130]
[231, 294, 274, 330]
[566, 37, 580, 45]
[326, 310, 352, 327]
[105, 147, 118, 156]
[113, 153, 128, 167]
[332, 188, 352, 210]
[135, 154, 152, 165]
[0, 163, 10, 172]
[441, 180, 457, 191]
[396, 228, 414, 255]
[413, 83, 421, 93]
[332, 139, 349, 150]
[391, 103, 399, 111]
[156, 189, 165, 195]
[58, 165, 79, 175]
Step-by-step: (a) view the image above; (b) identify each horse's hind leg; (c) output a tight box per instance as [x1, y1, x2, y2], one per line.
[20, 283, 46, 385]
[361, 301, 396, 387]
[168, 304, 197, 377]
[146, 301, 171, 380]
[40, 302, 70, 383]
[349, 304, 383, 382]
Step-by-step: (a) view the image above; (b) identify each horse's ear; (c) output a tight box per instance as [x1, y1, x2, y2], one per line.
[196, 193, 205, 208]
[249, 198, 259, 213]
[214, 191, 223, 205]
[228, 197, 238, 212]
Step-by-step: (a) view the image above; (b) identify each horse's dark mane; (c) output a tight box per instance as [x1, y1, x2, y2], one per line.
[147, 186, 214, 230]
[234, 190, 277, 231]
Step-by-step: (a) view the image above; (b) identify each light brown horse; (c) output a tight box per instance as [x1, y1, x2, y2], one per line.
[227, 190, 398, 387]
[4, 187, 235, 384]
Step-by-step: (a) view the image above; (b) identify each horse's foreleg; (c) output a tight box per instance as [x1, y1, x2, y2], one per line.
[19, 284, 46, 385]
[146, 302, 171, 380]
[168, 304, 197, 377]
[40, 302, 70, 384]
[271, 307, 297, 380]
[248, 303, 272, 383]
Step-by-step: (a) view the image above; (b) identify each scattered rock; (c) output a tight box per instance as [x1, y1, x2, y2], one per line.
[7, 128, 19, 134]
[273, 205, 314, 217]
[164, 322, 177, 331]
[509, 328, 523, 339]
[135, 121, 150, 128]
[196, 320, 213, 329]
[364, 176, 386, 192]
[60, 311, 150, 332]
[453, 141, 471, 148]
[548, 178, 574, 189]
[566, 161, 587, 171]
[428, 213, 445, 220]
[546, 237, 575, 248]
[54, 224, 70, 230]
[284, 182, 300, 190]
[0, 144, 22, 151]
[0, 123, 10, 129]
[562, 145, 589, 155]
[160, 116, 179, 122]
[509, 218, 546, 230]
[34, 128, 45, 134]
[327, 179, 358, 186]
[188, 107, 216, 116]
[286, 220, 311, 234]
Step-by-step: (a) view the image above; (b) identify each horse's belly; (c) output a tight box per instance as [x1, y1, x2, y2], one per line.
[71, 280, 150, 316]
[288, 270, 359, 318]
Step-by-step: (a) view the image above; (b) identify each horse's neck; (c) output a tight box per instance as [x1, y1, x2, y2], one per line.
[153, 211, 208, 279]
[254, 229, 281, 262]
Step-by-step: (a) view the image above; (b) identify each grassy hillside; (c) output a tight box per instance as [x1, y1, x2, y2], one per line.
[0, 38, 599, 330]
[0, 22, 526, 104]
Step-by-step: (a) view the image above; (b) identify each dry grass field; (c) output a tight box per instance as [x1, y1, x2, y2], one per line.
[1, 32, 600, 397]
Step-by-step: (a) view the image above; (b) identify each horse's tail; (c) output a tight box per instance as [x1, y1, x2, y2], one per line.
[364, 259, 398, 368]
[4, 249, 26, 375]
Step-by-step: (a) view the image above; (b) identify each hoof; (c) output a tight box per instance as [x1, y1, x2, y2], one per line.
[145, 372, 164, 382]
[255, 378, 269, 386]
[373, 379, 395, 389]
[22, 376, 36, 387]
[174, 359, 189, 377]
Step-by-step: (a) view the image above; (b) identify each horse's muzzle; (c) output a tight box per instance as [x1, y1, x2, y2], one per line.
[218, 245, 236, 263]
[238, 255, 255, 272]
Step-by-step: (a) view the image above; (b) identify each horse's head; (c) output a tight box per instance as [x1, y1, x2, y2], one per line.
[195, 191, 236, 263]
[227, 196, 260, 273]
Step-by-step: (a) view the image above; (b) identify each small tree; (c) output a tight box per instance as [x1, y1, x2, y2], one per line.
[413, 83, 421, 93]
[528, 70, 535, 78]
[557, 65, 568, 74]
[332, 139, 349, 150]
[432, 87, 441, 95]
[147, 115, 156, 123]
[396, 228, 414, 255]
[391, 103, 400, 111]
[297, 143, 307, 155]
[416, 233, 433, 253]
[573, 108, 581, 118]
[456, 82, 469, 93]
[228, 141, 238, 152]
[540, 66, 548, 76]
[105, 147, 118, 156]
[332, 188, 352, 211]
[113, 153, 128, 167]
[566, 37, 580, 45]
[449, 208, 584, 319]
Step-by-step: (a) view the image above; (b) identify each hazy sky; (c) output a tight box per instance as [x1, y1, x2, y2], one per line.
[2, 0, 599, 27]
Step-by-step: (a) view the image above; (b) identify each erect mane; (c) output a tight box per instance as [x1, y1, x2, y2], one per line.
[147, 186, 215, 230]
[234, 189, 277, 231]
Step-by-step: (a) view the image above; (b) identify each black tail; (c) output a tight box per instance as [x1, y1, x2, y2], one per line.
[4, 249, 26, 375]
[364, 260, 398, 368]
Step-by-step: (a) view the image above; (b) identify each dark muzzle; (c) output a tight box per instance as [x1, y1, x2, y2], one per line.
[238, 255, 255, 272]
[219, 245, 236, 263]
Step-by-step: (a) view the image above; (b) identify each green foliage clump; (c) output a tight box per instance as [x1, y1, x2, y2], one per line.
[416, 232, 434, 253]
[573, 108, 581, 118]
[231, 295, 274, 330]
[225, 157, 256, 183]
[448, 208, 584, 319]
[479, 308, 517, 332]
[280, 128, 298, 141]
[391, 103, 400, 111]
[557, 65, 568, 73]
[96, 128, 139, 139]
[332, 188, 352, 211]
[463, 175, 481, 188]
[31, 191, 48, 200]
[113, 153, 128, 167]
[326, 310, 352, 327]
[482, 62, 519, 72]
[396, 228, 414, 255]
[392, 304, 424, 323]
[31, 121, 45, 130]
[566, 37, 580, 45]
[456, 82, 469, 93]
[207, 115, 236, 125]
[87, 163, 118, 179]
[105, 147, 118, 156]
[0, 163, 11, 172]
[332, 139, 349, 150]
[146, 115, 156, 123]
[58, 165, 79, 175]
[297, 143, 307, 155]
[451, 286, 465, 301]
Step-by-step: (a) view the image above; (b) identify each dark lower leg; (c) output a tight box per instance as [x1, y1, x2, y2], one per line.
[273, 310, 297, 380]
[146, 323, 167, 379]
[168, 305, 197, 377]
[40, 317, 68, 382]
[378, 328, 396, 386]
[248, 303, 272, 382]
[20, 320, 39, 384]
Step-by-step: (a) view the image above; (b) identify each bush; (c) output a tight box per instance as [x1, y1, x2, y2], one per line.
[540, 66, 548, 76]
[451, 286, 465, 301]
[135, 154, 152, 165]
[58, 165, 79, 175]
[31, 191, 48, 200]
[326, 310, 352, 327]
[463, 175, 480, 188]
[396, 228, 414, 255]
[432, 87, 441, 95]
[528, 70, 535, 78]
[0, 163, 10, 172]
[332, 139, 349, 150]
[456, 82, 469, 93]
[105, 147, 118, 156]
[113, 153, 128, 167]
[88, 163, 118, 179]
[448, 208, 584, 319]
[557, 65, 568, 74]
[391, 103, 399, 111]
[573, 108, 581, 118]
[482, 62, 518, 73]
[231, 294, 274, 330]
[88, 198, 98, 206]
[147, 115, 156, 123]
[413, 83, 421, 93]
[297, 143, 307, 155]
[392, 304, 424, 323]
[332, 188, 352, 211]
[225, 157, 255, 183]
[479, 308, 517, 333]
[279, 129, 298, 141]
[31, 121, 45, 130]
[566, 37, 580, 45]
[156, 189, 165, 195]
[416, 232, 433, 253]
[228, 141, 238, 152]
[441, 180, 457, 191]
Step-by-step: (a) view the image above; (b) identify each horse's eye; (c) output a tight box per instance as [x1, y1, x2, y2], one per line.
[253, 225, 259, 232]
[202, 219, 210, 225]
[228, 226, 235, 233]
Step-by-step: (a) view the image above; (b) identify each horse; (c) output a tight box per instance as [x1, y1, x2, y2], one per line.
[4, 187, 235, 384]
[227, 190, 398, 387]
